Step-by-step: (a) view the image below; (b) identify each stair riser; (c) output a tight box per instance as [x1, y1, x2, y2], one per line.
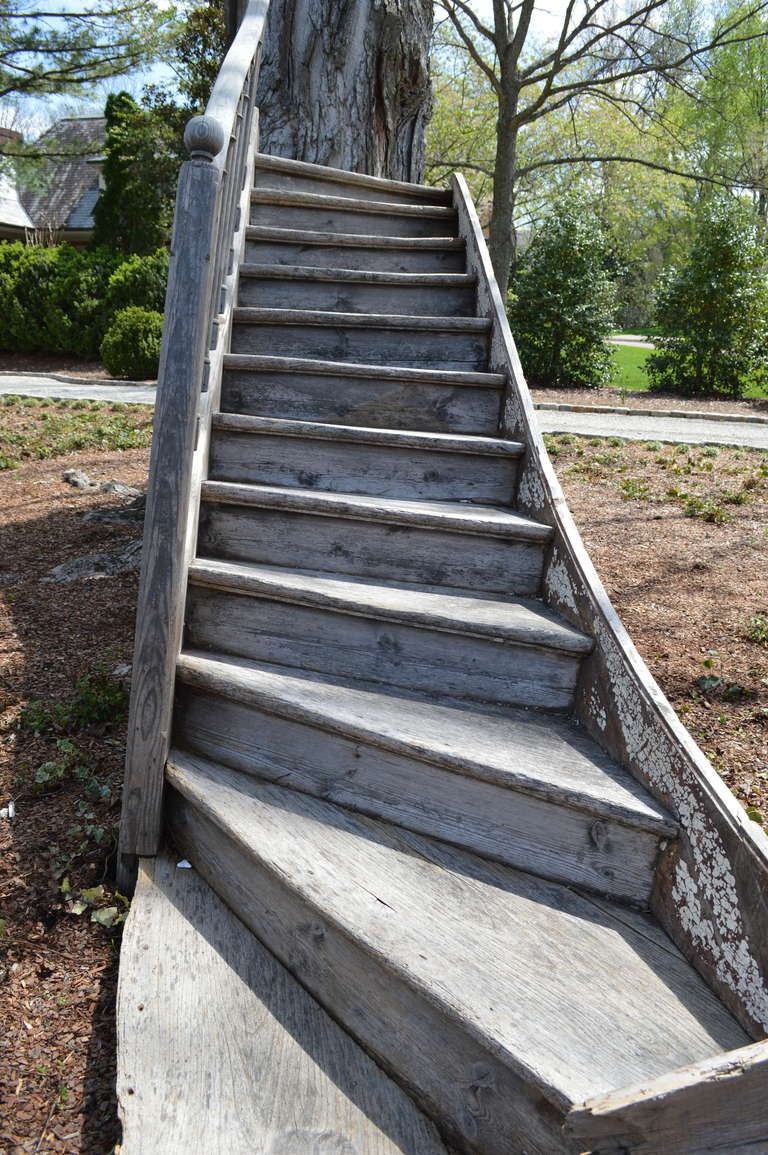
[245, 239, 466, 273]
[251, 201, 457, 238]
[185, 588, 580, 710]
[253, 169, 452, 206]
[237, 276, 476, 316]
[208, 430, 517, 502]
[230, 322, 488, 371]
[198, 505, 545, 595]
[166, 789, 573, 1155]
[174, 688, 661, 903]
[221, 370, 502, 434]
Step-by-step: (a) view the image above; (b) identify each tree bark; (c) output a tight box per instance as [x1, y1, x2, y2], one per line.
[256, 0, 434, 182]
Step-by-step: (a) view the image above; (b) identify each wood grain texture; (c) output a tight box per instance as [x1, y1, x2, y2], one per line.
[118, 851, 450, 1155]
[164, 759, 747, 1129]
[453, 172, 768, 1037]
[565, 1040, 768, 1153]
[184, 586, 583, 710]
[173, 650, 674, 833]
[250, 200, 456, 237]
[237, 270, 475, 315]
[172, 684, 666, 900]
[198, 503, 547, 594]
[253, 152, 454, 204]
[208, 426, 518, 501]
[245, 231, 466, 272]
[118, 159, 221, 867]
[250, 188, 457, 218]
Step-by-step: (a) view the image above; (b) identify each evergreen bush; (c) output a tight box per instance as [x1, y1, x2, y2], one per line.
[508, 201, 618, 389]
[647, 199, 768, 398]
[100, 306, 163, 379]
[105, 247, 169, 316]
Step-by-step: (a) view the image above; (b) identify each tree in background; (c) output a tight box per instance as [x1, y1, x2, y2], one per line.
[92, 92, 180, 254]
[647, 198, 768, 398]
[437, 0, 768, 291]
[508, 201, 618, 390]
[0, 0, 167, 102]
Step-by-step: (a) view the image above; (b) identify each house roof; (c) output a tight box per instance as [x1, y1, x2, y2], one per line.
[0, 172, 34, 230]
[20, 117, 106, 232]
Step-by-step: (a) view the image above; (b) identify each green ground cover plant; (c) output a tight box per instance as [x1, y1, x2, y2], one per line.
[0, 397, 153, 469]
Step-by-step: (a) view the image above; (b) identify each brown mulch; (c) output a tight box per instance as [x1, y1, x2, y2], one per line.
[0, 426, 765, 1153]
[531, 385, 768, 417]
[0, 448, 150, 1155]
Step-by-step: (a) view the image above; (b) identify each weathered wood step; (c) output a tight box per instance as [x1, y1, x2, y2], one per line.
[165, 756, 747, 1155]
[208, 413, 521, 501]
[250, 187, 458, 237]
[118, 850, 450, 1155]
[245, 225, 466, 272]
[185, 559, 592, 709]
[253, 152, 454, 206]
[231, 307, 490, 370]
[173, 650, 675, 899]
[221, 354, 505, 434]
[237, 263, 477, 315]
[197, 482, 551, 594]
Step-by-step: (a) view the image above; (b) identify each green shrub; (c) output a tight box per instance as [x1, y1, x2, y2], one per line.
[508, 201, 618, 389]
[105, 247, 169, 317]
[100, 306, 163, 379]
[0, 242, 121, 358]
[647, 199, 768, 398]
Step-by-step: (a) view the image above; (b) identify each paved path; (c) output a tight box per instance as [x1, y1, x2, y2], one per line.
[1, 371, 766, 450]
[535, 407, 768, 450]
[0, 373, 156, 405]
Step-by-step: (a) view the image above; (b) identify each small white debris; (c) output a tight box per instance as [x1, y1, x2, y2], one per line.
[176, 859, 192, 869]
[0, 802, 15, 820]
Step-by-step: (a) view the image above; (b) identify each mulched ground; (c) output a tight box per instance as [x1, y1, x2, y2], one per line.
[0, 355, 154, 384]
[0, 417, 765, 1153]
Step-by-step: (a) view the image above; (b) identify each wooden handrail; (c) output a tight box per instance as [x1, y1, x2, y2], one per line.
[452, 171, 768, 1041]
[117, 0, 269, 889]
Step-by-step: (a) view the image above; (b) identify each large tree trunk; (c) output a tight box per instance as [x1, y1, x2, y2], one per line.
[256, 0, 433, 182]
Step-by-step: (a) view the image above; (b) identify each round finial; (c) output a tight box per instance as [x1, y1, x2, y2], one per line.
[184, 115, 226, 160]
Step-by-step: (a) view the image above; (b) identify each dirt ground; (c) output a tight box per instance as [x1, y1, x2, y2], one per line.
[531, 384, 768, 417]
[0, 413, 766, 1153]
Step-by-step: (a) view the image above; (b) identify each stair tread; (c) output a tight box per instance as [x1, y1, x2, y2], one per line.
[253, 152, 453, 203]
[246, 224, 464, 249]
[175, 649, 674, 833]
[200, 480, 552, 540]
[166, 754, 747, 1111]
[239, 262, 475, 286]
[187, 559, 593, 654]
[251, 187, 457, 219]
[211, 412, 521, 457]
[222, 352, 505, 388]
[118, 849, 449, 1154]
[233, 306, 490, 331]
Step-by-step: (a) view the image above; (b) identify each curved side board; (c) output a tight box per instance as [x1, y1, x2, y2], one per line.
[451, 172, 768, 1040]
[118, 0, 270, 886]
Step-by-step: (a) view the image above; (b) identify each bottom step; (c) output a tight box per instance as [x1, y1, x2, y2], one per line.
[117, 851, 450, 1155]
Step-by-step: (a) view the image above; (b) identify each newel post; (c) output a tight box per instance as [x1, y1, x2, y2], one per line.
[116, 117, 226, 894]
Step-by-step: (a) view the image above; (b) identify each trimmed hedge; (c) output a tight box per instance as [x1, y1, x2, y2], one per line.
[0, 242, 167, 364]
[100, 306, 164, 379]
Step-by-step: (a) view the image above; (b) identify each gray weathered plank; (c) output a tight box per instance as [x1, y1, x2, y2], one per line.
[245, 226, 466, 271]
[250, 199, 456, 237]
[565, 1040, 768, 1154]
[253, 152, 454, 204]
[184, 586, 583, 710]
[164, 758, 747, 1153]
[198, 503, 548, 595]
[208, 425, 518, 501]
[250, 187, 457, 219]
[118, 851, 450, 1155]
[237, 269, 476, 314]
[172, 681, 667, 901]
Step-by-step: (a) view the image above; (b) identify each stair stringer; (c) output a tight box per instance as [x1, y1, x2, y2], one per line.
[451, 172, 768, 1041]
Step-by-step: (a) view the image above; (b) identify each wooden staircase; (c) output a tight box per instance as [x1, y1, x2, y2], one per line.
[116, 18, 768, 1144]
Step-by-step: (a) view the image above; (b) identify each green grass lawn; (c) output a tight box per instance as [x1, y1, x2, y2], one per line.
[610, 343, 652, 391]
[609, 342, 767, 399]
